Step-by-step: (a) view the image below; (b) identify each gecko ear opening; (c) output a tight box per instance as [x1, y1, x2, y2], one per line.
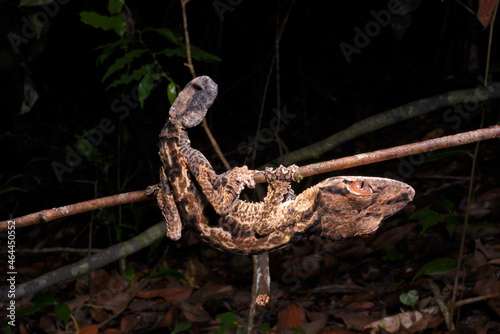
[169, 76, 218, 128]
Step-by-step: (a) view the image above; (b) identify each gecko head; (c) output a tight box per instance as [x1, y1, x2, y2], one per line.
[313, 176, 415, 240]
[169, 76, 218, 128]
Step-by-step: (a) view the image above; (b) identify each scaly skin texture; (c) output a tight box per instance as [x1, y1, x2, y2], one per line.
[157, 76, 415, 255]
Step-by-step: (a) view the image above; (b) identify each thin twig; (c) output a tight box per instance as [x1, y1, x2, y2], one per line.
[201, 120, 232, 169]
[449, 0, 499, 325]
[180, 0, 195, 78]
[453, 0, 476, 15]
[180, 0, 230, 170]
[14, 247, 103, 254]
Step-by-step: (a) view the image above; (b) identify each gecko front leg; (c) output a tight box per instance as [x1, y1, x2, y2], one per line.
[253, 165, 299, 236]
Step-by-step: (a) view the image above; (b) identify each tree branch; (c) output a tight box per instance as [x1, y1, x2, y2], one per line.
[254, 125, 500, 183]
[2, 126, 500, 232]
[0, 187, 156, 231]
[0, 222, 165, 301]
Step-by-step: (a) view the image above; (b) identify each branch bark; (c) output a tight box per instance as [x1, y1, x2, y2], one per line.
[0, 222, 165, 301]
[254, 125, 500, 183]
[0, 188, 155, 231]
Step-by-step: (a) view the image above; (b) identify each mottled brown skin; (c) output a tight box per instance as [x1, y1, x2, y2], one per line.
[157, 76, 415, 255]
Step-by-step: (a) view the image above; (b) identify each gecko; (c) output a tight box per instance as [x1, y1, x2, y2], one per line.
[157, 76, 415, 255]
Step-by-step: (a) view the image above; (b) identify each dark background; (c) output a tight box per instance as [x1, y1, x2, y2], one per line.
[1, 0, 500, 331]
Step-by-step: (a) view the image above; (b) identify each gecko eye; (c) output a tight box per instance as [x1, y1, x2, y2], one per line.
[348, 180, 372, 195]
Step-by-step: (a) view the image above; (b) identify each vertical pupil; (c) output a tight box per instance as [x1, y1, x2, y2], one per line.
[350, 180, 371, 195]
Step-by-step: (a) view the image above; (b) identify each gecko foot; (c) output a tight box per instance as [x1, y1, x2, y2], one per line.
[264, 164, 299, 183]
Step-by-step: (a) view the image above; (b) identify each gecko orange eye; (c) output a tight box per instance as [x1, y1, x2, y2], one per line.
[349, 180, 372, 195]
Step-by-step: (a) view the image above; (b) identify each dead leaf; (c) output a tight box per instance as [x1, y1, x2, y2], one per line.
[89, 306, 109, 323]
[102, 329, 121, 334]
[157, 307, 175, 328]
[137, 286, 193, 303]
[90, 270, 127, 306]
[478, 0, 498, 28]
[120, 314, 140, 332]
[372, 223, 416, 249]
[65, 295, 90, 311]
[39, 316, 56, 333]
[364, 307, 439, 333]
[181, 302, 211, 322]
[128, 298, 156, 311]
[473, 278, 500, 296]
[103, 287, 137, 314]
[80, 325, 99, 334]
[302, 312, 328, 333]
[333, 302, 377, 331]
[276, 303, 304, 329]
[190, 281, 234, 301]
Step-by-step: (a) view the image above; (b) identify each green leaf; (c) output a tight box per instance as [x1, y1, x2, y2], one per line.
[122, 266, 135, 284]
[216, 312, 239, 334]
[167, 81, 180, 105]
[142, 27, 179, 45]
[158, 47, 186, 58]
[146, 269, 189, 282]
[111, 14, 127, 36]
[102, 49, 147, 82]
[411, 209, 442, 237]
[189, 44, 222, 62]
[410, 209, 437, 220]
[20, 0, 55, 6]
[412, 258, 457, 282]
[419, 212, 441, 237]
[441, 196, 456, 213]
[54, 303, 71, 325]
[79, 12, 126, 36]
[138, 72, 162, 108]
[80, 11, 115, 30]
[93, 39, 130, 64]
[2, 325, 12, 334]
[445, 216, 461, 236]
[32, 294, 57, 304]
[218, 312, 237, 324]
[399, 290, 419, 307]
[171, 321, 192, 334]
[108, 0, 125, 15]
[290, 328, 306, 334]
[237, 327, 249, 334]
[107, 64, 154, 89]
[158, 45, 222, 62]
[257, 322, 271, 333]
[17, 294, 57, 316]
